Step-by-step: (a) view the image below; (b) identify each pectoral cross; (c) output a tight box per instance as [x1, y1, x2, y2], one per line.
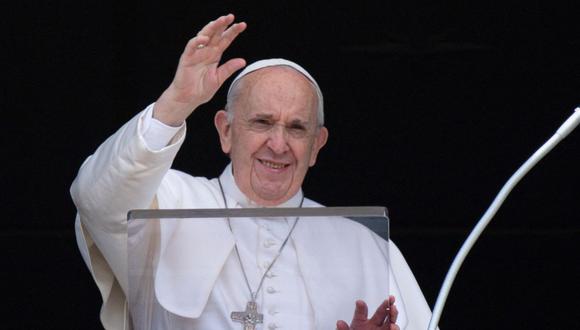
[231, 301, 264, 330]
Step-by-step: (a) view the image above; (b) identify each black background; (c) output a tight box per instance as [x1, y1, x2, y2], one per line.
[3, 1, 579, 329]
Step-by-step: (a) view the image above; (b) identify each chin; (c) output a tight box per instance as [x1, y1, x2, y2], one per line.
[256, 190, 289, 203]
[253, 185, 294, 204]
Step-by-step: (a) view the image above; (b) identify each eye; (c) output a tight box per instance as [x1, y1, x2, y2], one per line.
[287, 123, 308, 137]
[248, 118, 273, 131]
[288, 123, 306, 131]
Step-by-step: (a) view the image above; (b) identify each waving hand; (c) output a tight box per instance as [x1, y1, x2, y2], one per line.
[154, 14, 247, 126]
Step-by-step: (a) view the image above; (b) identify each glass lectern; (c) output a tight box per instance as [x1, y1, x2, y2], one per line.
[127, 206, 390, 329]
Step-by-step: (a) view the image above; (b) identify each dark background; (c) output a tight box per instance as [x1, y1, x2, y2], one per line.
[3, 1, 579, 329]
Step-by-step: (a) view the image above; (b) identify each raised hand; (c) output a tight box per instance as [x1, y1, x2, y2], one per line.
[154, 14, 247, 126]
[336, 296, 400, 330]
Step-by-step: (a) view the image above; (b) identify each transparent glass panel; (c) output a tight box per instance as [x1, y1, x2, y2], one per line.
[128, 207, 389, 330]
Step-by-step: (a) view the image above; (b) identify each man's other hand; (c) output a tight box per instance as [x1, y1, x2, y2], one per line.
[336, 296, 400, 330]
[154, 13, 247, 126]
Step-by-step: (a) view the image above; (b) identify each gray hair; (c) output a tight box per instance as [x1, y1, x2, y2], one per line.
[224, 59, 324, 126]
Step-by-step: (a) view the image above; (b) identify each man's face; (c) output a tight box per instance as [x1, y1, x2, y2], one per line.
[215, 67, 328, 206]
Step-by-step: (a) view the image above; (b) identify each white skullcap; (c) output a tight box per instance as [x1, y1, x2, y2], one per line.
[226, 58, 324, 125]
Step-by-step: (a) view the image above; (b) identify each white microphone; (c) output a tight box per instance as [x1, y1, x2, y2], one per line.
[428, 108, 580, 330]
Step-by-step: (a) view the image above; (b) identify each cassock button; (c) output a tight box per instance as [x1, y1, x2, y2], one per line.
[262, 261, 271, 269]
[268, 308, 278, 316]
[268, 323, 279, 330]
[263, 239, 276, 248]
[266, 287, 277, 294]
[265, 271, 276, 278]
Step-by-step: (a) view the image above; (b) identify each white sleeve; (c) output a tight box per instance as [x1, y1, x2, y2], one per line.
[70, 104, 186, 294]
[70, 103, 187, 330]
[141, 103, 185, 151]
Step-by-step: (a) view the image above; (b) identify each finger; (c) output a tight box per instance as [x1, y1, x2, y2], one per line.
[196, 14, 234, 38]
[336, 320, 349, 330]
[216, 58, 246, 86]
[388, 296, 397, 324]
[351, 300, 369, 323]
[182, 35, 211, 58]
[369, 299, 390, 326]
[217, 22, 247, 53]
[390, 304, 398, 324]
[198, 14, 235, 45]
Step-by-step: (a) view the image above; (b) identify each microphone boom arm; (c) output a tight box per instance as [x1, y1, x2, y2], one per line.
[428, 108, 580, 330]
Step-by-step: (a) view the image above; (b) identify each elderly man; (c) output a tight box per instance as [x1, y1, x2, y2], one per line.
[71, 14, 434, 330]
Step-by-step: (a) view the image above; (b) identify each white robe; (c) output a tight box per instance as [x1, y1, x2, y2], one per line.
[71, 107, 434, 329]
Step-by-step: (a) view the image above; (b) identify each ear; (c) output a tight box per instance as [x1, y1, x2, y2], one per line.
[214, 110, 232, 154]
[309, 126, 329, 167]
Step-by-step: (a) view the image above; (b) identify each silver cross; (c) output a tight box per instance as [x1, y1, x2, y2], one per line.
[231, 301, 264, 330]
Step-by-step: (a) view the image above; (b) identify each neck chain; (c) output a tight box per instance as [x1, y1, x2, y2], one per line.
[217, 178, 303, 329]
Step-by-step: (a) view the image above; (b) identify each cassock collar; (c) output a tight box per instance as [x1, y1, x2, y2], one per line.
[219, 163, 304, 208]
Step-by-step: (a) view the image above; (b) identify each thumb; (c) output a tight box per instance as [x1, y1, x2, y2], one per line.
[217, 58, 246, 87]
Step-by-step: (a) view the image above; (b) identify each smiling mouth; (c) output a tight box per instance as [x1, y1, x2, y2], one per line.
[259, 159, 290, 169]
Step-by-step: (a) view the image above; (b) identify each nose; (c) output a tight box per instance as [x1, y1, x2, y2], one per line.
[267, 124, 290, 154]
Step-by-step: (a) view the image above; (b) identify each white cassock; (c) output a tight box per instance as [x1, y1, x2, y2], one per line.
[71, 105, 435, 330]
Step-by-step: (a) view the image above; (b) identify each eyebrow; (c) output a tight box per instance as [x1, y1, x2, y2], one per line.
[248, 114, 311, 126]
[250, 113, 274, 121]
